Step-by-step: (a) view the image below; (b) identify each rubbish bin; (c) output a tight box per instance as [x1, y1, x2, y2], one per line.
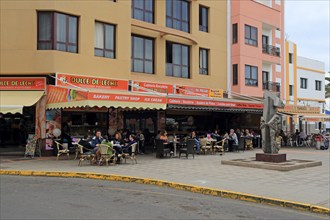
[316, 141, 321, 150]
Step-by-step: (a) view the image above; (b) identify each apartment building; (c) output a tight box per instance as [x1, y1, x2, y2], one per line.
[3, 0, 257, 147]
[230, 0, 285, 99]
[284, 41, 327, 134]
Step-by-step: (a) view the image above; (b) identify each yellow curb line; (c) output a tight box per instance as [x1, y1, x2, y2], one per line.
[1, 169, 329, 215]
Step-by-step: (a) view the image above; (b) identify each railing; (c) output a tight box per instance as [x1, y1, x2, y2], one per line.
[263, 81, 281, 92]
[262, 44, 280, 57]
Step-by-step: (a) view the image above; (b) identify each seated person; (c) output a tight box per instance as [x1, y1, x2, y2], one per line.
[211, 130, 221, 141]
[112, 131, 125, 162]
[90, 131, 104, 158]
[78, 135, 93, 152]
[122, 134, 137, 156]
[191, 131, 200, 154]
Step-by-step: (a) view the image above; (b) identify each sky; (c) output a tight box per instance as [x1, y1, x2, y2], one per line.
[285, 0, 330, 72]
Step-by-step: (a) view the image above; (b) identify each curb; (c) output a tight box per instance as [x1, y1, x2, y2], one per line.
[1, 169, 329, 215]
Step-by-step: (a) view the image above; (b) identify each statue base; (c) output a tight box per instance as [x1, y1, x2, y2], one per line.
[256, 153, 286, 163]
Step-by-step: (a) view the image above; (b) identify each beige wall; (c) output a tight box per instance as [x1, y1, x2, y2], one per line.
[0, 0, 227, 90]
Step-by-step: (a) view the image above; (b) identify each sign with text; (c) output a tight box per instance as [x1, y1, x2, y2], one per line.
[56, 73, 128, 91]
[88, 92, 166, 103]
[174, 85, 209, 97]
[209, 89, 223, 99]
[131, 81, 173, 94]
[0, 77, 46, 90]
[168, 98, 263, 109]
[278, 105, 320, 114]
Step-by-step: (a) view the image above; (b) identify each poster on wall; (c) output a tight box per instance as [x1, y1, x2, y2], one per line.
[45, 109, 61, 150]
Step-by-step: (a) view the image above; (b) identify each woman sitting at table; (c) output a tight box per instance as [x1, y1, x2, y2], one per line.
[159, 130, 168, 141]
[111, 131, 125, 163]
[122, 134, 136, 156]
[159, 130, 174, 153]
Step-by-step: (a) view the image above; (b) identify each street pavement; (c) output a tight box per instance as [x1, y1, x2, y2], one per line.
[0, 147, 329, 209]
[1, 175, 327, 220]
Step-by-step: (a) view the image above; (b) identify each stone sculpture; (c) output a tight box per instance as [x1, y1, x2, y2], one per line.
[261, 91, 284, 154]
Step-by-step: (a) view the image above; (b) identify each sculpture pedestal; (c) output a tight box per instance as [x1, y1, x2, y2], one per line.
[256, 153, 286, 163]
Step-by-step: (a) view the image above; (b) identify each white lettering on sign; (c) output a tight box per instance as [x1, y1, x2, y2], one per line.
[93, 94, 110, 99]
[115, 96, 129, 100]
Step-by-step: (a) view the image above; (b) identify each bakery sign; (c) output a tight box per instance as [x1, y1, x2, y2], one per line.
[56, 73, 128, 91]
[0, 77, 46, 90]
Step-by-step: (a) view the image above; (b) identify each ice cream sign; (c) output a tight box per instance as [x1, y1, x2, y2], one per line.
[56, 73, 128, 91]
[0, 77, 46, 90]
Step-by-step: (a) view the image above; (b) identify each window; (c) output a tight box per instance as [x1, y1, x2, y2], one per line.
[37, 12, 78, 53]
[232, 23, 238, 44]
[315, 80, 322, 91]
[94, 22, 115, 58]
[300, 78, 307, 89]
[166, 0, 190, 33]
[132, 0, 154, 23]
[245, 65, 258, 86]
[199, 48, 208, 75]
[289, 85, 293, 96]
[131, 35, 154, 74]
[166, 41, 189, 78]
[233, 64, 238, 85]
[289, 53, 293, 63]
[245, 24, 258, 46]
[199, 6, 208, 32]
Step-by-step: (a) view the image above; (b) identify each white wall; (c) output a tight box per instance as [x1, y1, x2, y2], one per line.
[297, 56, 325, 102]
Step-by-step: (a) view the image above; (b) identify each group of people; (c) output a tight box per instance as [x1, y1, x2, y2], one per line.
[154, 128, 258, 154]
[77, 130, 144, 164]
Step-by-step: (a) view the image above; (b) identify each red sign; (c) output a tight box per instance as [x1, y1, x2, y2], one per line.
[47, 85, 88, 103]
[88, 92, 166, 103]
[47, 85, 166, 104]
[56, 73, 128, 91]
[131, 81, 173, 94]
[168, 98, 263, 109]
[174, 85, 210, 97]
[0, 77, 46, 90]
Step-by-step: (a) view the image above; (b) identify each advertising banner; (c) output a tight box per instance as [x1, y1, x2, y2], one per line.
[131, 80, 173, 94]
[88, 92, 166, 103]
[209, 89, 223, 99]
[56, 73, 128, 91]
[168, 98, 263, 109]
[174, 85, 209, 97]
[46, 85, 88, 104]
[0, 77, 46, 90]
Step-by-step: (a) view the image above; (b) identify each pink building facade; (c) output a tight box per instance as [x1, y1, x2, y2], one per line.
[230, 0, 285, 98]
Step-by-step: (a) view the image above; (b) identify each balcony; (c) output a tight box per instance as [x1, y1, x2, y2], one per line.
[263, 81, 280, 92]
[262, 44, 280, 57]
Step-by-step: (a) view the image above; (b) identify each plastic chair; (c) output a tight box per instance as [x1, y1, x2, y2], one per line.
[99, 144, 115, 166]
[54, 141, 69, 160]
[123, 143, 138, 164]
[77, 144, 96, 166]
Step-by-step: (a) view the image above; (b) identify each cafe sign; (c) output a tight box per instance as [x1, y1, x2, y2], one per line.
[0, 77, 46, 90]
[278, 105, 320, 114]
[56, 73, 128, 91]
[174, 85, 210, 97]
[131, 80, 173, 94]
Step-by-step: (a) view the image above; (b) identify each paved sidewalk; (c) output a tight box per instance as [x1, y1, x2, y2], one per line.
[1, 148, 329, 209]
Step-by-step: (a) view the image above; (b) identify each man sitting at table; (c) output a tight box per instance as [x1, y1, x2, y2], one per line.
[91, 131, 103, 154]
[191, 131, 200, 154]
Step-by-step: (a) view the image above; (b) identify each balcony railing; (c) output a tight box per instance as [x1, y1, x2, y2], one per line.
[262, 44, 280, 57]
[263, 81, 281, 92]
